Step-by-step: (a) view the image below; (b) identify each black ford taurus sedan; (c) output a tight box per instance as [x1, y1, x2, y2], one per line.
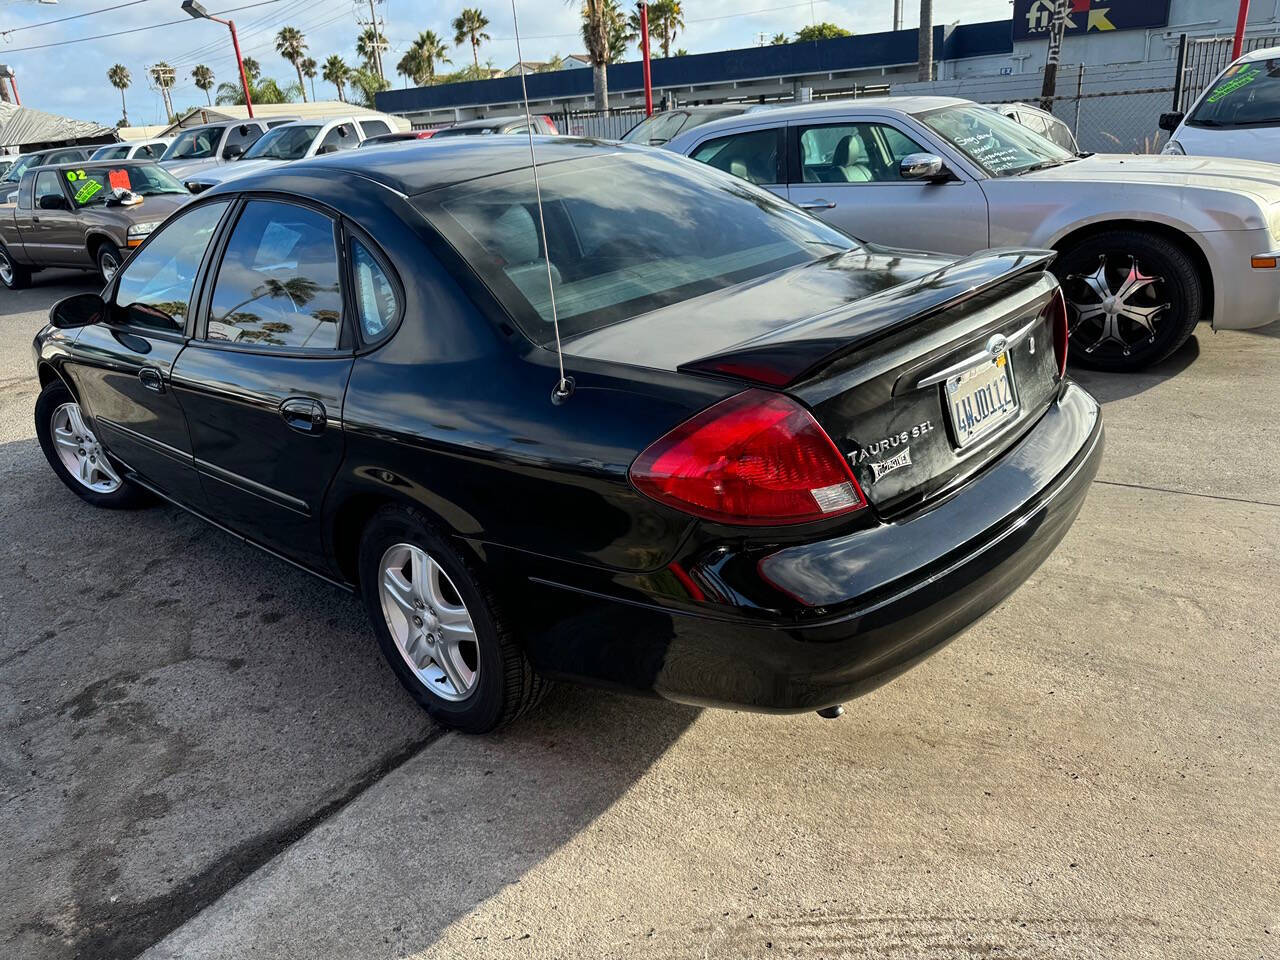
[32, 139, 1103, 732]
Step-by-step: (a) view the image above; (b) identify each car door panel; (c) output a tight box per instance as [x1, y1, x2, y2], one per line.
[65, 199, 233, 507]
[171, 348, 352, 565]
[785, 119, 989, 256]
[171, 198, 354, 567]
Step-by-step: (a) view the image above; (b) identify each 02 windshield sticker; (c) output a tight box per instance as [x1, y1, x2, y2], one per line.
[1207, 64, 1260, 104]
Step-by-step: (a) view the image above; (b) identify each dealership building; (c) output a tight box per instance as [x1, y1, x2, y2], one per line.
[377, 1, 1280, 128]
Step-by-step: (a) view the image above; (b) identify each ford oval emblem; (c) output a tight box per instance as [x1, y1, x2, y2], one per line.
[986, 333, 1009, 358]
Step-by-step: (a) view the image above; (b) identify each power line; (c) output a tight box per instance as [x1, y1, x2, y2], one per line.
[0, 0, 284, 55]
[0, 0, 162, 37]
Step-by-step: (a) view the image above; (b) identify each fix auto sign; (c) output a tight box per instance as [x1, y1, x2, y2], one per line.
[1012, 0, 1171, 42]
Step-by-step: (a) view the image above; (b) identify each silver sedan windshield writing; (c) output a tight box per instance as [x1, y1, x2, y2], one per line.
[919, 105, 1075, 176]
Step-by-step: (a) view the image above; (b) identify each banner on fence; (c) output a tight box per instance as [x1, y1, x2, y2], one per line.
[1012, 0, 1171, 43]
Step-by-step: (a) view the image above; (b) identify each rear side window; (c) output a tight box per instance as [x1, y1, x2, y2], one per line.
[359, 119, 391, 137]
[318, 124, 359, 153]
[207, 200, 343, 350]
[114, 201, 230, 333]
[691, 128, 781, 185]
[223, 123, 263, 157]
[350, 238, 399, 340]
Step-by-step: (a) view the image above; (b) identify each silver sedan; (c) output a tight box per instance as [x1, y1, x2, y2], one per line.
[664, 96, 1280, 371]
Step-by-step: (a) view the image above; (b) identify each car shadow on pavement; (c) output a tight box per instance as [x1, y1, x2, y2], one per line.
[1069, 331, 1201, 404]
[0, 432, 701, 960]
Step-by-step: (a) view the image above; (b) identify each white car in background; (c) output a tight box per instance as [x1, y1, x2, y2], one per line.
[665, 96, 1280, 372]
[182, 117, 393, 192]
[989, 101, 1079, 152]
[89, 138, 174, 162]
[1160, 46, 1280, 163]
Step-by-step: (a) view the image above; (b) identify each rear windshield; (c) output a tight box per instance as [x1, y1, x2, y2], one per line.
[243, 125, 322, 160]
[1190, 58, 1280, 127]
[623, 109, 744, 145]
[1, 153, 37, 183]
[91, 145, 131, 161]
[164, 127, 220, 161]
[414, 150, 857, 344]
[430, 125, 492, 137]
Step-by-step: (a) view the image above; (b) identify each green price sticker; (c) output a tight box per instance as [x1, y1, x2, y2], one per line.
[74, 180, 102, 204]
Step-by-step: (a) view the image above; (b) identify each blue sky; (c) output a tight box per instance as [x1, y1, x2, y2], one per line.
[0, 0, 1012, 127]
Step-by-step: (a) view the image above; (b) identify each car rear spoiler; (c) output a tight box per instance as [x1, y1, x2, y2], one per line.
[677, 247, 1057, 387]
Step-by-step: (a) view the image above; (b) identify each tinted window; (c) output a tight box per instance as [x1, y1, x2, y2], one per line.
[223, 123, 264, 157]
[137, 143, 163, 159]
[48, 149, 88, 164]
[1190, 58, 1280, 127]
[417, 151, 857, 343]
[208, 201, 343, 350]
[17, 175, 33, 209]
[691, 129, 780, 185]
[114, 201, 229, 333]
[92, 145, 131, 161]
[351, 238, 398, 340]
[243, 125, 322, 161]
[318, 123, 359, 153]
[33, 171, 66, 209]
[2, 154, 37, 184]
[360, 119, 391, 137]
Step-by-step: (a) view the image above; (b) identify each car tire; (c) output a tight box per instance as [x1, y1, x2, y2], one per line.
[95, 241, 124, 285]
[1054, 229, 1202, 372]
[0, 243, 32, 290]
[34, 380, 150, 509]
[357, 503, 545, 733]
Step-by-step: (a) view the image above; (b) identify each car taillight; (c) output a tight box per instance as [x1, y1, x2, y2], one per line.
[1047, 285, 1068, 378]
[541, 115, 558, 134]
[630, 389, 867, 526]
[418, 130, 437, 139]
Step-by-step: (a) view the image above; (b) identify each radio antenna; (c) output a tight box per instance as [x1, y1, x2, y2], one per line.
[510, 0, 572, 402]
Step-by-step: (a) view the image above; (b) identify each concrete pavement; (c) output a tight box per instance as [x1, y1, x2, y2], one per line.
[1, 274, 1276, 959]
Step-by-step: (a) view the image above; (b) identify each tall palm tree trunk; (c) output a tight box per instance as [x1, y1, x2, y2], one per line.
[119, 89, 129, 125]
[471, 37, 479, 69]
[917, 0, 933, 82]
[295, 62, 307, 101]
[592, 64, 608, 109]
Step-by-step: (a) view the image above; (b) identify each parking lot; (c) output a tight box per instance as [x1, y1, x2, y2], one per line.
[1, 271, 1276, 959]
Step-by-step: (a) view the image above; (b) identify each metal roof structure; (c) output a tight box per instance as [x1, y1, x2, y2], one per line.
[0, 101, 116, 150]
[159, 101, 409, 136]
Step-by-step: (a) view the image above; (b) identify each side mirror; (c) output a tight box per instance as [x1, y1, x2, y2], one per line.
[50, 292, 106, 329]
[1158, 111, 1185, 132]
[899, 152, 946, 181]
[224, 142, 244, 159]
[38, 194, 69, 210]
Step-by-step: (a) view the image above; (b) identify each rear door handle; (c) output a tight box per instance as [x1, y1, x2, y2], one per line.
[280, 397, 326, 434]
[138, 367, 165, 393]
[798, 199, 837, 210]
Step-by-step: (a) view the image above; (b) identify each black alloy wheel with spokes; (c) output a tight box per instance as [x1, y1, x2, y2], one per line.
[1053, 229, 1203, 372]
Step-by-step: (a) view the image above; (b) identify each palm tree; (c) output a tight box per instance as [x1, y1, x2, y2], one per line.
[241, 57, 262, 82]
[322, 54, 350, 102]
[918, 0, 932, 81]
[356, 26, 389, 76]
[452, 8, 490, 70]
[347, 66, 389, 109]
[300, 56, 317, 101]
[396, 46, 425, 87]
[275, 26, 309, 102]
[107, 64, 131, 126]
[149, 62, 176, 120]
[648, 0, 684, 58]
[581, 0, 625, 108]
[413, 30, 450, 83]
[770, 32, 788, 44]
[191, 64, 215, 105]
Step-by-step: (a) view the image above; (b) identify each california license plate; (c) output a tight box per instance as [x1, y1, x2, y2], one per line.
[945, 354, 1019, 447]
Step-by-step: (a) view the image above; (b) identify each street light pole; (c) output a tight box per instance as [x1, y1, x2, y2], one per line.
[181, 0, 254, 118]
[1232, 0, 1251, 60]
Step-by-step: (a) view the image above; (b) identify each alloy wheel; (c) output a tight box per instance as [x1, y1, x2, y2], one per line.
[50, 402, 122, 493]
[0, 249, 13, 286]
[377, 542, 479, 702]
[1063, 254, 1170, 358]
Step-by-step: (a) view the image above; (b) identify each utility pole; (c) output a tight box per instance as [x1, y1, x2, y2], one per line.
[893, 0, 902, 32]
[1039, 0, 1070, 111]
[356, 0, 386, 80]
[1232, 0, 1251, 59]
[917, 0, 932, 81]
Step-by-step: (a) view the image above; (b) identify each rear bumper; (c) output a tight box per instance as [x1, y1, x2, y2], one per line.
[523, 382, 1102, 712]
